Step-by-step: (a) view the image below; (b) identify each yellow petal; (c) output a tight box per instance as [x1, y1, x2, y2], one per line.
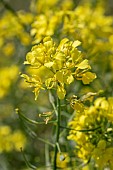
[76, 59, 91, 69]
[82, 72, 96, 84]
[72, 40, 81, 48]
[57, 85, 66, 99]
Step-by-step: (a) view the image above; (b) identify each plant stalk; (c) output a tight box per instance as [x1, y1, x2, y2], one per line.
[53, 98, 61, 170]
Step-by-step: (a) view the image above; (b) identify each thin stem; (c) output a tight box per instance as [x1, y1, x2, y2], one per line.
[45, 144, 51, 168]
[17, 109, 57, 125]
[53, 98, 61, 170]
[24, 123, 55, 147]
[49, 91, 58, 116]
[56, 142, 61, 154]
[60, 125, 101, 132]
[20, 148, 37, 169]
[37, 137, 55, 147]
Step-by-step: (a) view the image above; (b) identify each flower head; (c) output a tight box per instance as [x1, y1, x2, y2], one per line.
[22, 37, 96, 100]
[68, 97, 113, 168]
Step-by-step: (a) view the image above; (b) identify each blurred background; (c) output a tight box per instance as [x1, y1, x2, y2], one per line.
[0, 0, 113, 169]
[6, 0, 113, 15]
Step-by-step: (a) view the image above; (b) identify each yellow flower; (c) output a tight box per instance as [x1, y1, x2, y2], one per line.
[0, 126, 26, 153]
[0, 65, 19, 98]
[68, 97, 113, 169]
[3, 42, 15, 57]
[12, 130, 26, 151]
[22, 37, 96, 100]
[0, 11, 32, 46]
[51, 152, 70, 169]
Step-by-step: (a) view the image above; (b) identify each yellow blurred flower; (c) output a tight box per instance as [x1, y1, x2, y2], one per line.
[3, 42, 15, 57]
[0, 65, 19, 98]
[0, 125, 26, 153]
[68, 97, 113, 169]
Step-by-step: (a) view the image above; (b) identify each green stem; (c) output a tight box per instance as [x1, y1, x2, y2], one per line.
[49, 91, 58, 116]
[20, 148, 37, 169]
[45, 144, 50, 168]
[17, 109, 57, 125]
[53, 98, 61, 170]
[24, 124, 55, 147]
[60, 125, 101, 132]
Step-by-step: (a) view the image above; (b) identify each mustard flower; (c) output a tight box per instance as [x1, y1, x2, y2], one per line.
[68, 97, 113, 169]
[0, 65, 19, 98]
[22, 36, 96, 100]
[0, 125, 26, 153]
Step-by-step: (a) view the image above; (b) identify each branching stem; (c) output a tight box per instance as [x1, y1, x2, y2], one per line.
[60, 125, 101, 132]
[17, 109, 57, 125]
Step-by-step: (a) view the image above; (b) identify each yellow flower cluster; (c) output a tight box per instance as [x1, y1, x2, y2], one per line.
[0, 11, 33, 47]
[30, 0, 75, 43]
[62, 4, 113, 74]
[63, 5, 113, 41]
[22, 36, 96, 100]
[30, 0, 58, 14]
[31, 11, 63, 44]
[30, 0, 74, 14]
[51, 152, 70, 169]
[0, 125, 26, 153]
[30, 3, 113, 80]
[31, 4, 113, 45]
[2, 42, 15, 57]
[0, 65, 19, 98]
[68, 97, 113, 169]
